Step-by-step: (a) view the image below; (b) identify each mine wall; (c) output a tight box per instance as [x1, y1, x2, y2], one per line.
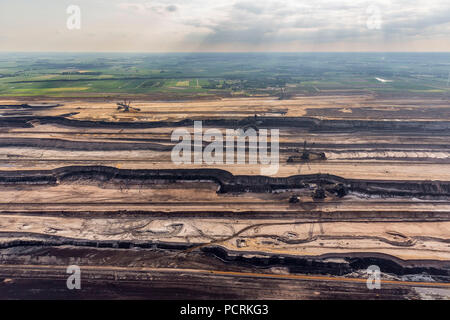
[2, 138, 450, 153]
[202, 246, 450, 278]
[0, 232, 192, 251]
[3, 116, 450, 133]
[0, 104, 61, 110]
[1, 166, 450, 199]
[0, 232, 447, 278]
[0, 138, 171, 151]
[1, 209, 448, 220]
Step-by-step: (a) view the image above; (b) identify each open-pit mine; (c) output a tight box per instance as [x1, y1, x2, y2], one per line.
[0, 94, 449, 299]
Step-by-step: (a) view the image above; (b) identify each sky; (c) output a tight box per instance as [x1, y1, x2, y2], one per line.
[0, 0, 449, 52]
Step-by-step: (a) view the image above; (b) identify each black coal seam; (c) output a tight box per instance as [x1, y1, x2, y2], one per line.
[0, 104, 61, 109]
[201, 246, 450, 277]
[2, 137, 450, 152]
[1, 166, 450, 198]
[0, 232, 447, 277]
[0, 138, 171, 151]
[2, 116, 450, 132]
[0, 210, 449, 220]
[0, 232, 194, 251]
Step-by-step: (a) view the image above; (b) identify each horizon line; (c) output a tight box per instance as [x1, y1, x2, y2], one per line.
[1, 51, 450, 54]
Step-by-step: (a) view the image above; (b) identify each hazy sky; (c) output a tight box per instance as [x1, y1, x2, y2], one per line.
[0, 0, 449, 52]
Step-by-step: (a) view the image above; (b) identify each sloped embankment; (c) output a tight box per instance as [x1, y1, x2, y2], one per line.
[3, 115, 450, 132]
[1, 165, 450, 199]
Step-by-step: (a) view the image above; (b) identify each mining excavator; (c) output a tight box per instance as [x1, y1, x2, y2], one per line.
[116, 100, 141, 112]
[287, 141, 326, 163]
[238, 114, 263, 132]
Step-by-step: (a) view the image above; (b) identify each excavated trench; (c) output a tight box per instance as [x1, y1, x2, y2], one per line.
[2, 138, 450, 152]
[2, 108, 450, 296]
[3, 115, 450, 133]
[1, 165, 450, 199]
[202, 246, 450, 278]
[0, 137, 171, 151]
[0, 233, 448, 278]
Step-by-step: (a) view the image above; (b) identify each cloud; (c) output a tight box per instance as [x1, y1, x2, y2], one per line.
[166, 5, 178, 12]
[117, 1, 178, 15]
[117, 2, 149, 14]
[181, 0, 450, 49]
[1, 0, 449, 51]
